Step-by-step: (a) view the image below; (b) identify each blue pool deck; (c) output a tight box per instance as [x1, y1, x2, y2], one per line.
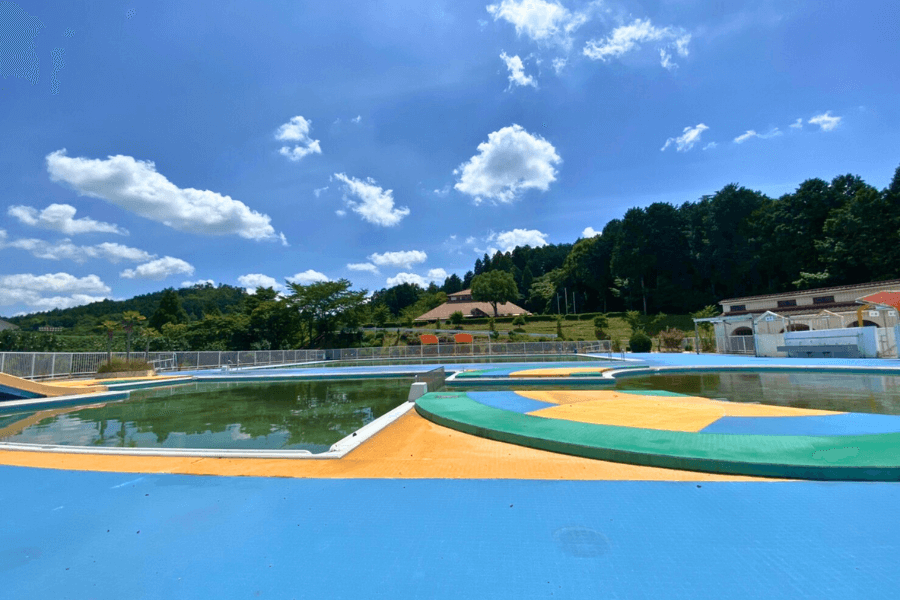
[2, 352, 900, 599]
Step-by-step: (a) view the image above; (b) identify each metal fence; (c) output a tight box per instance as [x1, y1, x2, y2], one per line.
[0, 341, 612, 380]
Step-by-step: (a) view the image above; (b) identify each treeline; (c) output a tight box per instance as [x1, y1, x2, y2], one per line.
[3, 164, 898, 352]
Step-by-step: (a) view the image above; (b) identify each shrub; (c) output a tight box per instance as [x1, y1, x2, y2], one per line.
[511, 315, 526, 326]
[97, 357, 153, 373]
[658, 327, 686, 352]
[449, 311, 464, 326]
[512, 327, 526, 333]
[611, 339, 622, 352]
[556, 318, 565, 340]
[628, 331, 653, 353]
[684, 342, 693, 352]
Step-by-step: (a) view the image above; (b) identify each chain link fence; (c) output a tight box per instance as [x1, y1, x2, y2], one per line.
[0, 341, 612, 380]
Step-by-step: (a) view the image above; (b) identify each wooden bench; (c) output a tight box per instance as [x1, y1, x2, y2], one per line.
[776, 344, 861, 358]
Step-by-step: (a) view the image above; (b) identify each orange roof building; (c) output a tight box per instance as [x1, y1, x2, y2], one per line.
[414, 289, 531, 322]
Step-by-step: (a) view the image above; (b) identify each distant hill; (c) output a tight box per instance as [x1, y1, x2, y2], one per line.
[4, 283, 247, 333]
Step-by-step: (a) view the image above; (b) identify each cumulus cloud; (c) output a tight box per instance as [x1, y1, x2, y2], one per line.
[313, 186, 329, 197]
[8, 203, 127, 235]
[368, 250, 428, 270]
[490, 228, 549, 251]
[120, 257, 194, 280]
[500, 52, 537, 88]
[386, 272, 428, 287]
[433, 184, 451, 197]
[703, 142, 718, 150]
[351, 115, 362, 124]
[487, 0, 590, 48]
[809, 111, 841, 131]
[46, 150, 285, 243]
[333, 173, 410, 226]
[660, 49, 675, 70]
[581, 226, 599, 238]
[275, 115, 322, 161]
[0, 234, 155, 264]
[584, 19, 690, 67]
[288, 270, 330, 284]
[790, 118, 803, 130]
[0, 272, 111, 311]
[661, 123, 708, 152]
[454, 124, 561, 204]
[237, 273, 282, 293]
[427, 268, 448, 280]
[347, 263, 379, 274]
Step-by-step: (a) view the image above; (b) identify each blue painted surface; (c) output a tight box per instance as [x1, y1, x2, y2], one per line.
[0, 384, 43, 400]
[702, 413, 900, 436]
[469, 391, 556, 414]
[1, 466, 899, 599]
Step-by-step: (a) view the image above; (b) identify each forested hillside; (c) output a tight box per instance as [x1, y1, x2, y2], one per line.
[3, 164, 898, 352]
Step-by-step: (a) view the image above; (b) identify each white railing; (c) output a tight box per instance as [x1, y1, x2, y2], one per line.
[0, 341, 612, 380]
[715, 335, 756, 355]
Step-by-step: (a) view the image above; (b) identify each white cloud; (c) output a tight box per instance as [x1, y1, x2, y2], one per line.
[465, 236, 476, 244]
[386, 272, 428, 287]
[0, 232, 155, 264]
[584, 18, 690, 67]
[180, 279, 215, 288]
[347, 263, 379, 274]
[433, 184, 451, 197]
[333, 173, 410, 226]
[809, 111, 841, 131]
[237, 273, 282, 293]
[660, 49, 675, 70]
[702, 142, 718, 150]
[733, 128, 782, 144]
[46, 150, 285, 243]
[0, 272, 111, 311]
[335, 209, 347, 217]
[581, 226, 599, 238]
[120, 257, 195, 280]
[368, 250, 428, 270]
[790, 118, 803, 130]
[490, 228, 549, 251]
[487, 0, 590, 48]
[313, 186, 329, 197]
[351, 115, 362, 124]
[427, 268, 448, 280]
[8, 203, 127, 235]
[551, 57, 567, 74]
[288, 270, 330, 284]
[661, 123, 708, 152]
[275, 115, 322, 161]
[500, 52, 537, 88]
[454, 124, 561, 204]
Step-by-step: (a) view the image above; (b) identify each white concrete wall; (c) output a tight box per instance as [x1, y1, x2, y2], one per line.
[783, 327, 878, 358]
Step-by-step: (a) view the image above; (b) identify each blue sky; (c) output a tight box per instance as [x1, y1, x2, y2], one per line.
[1, 0, 898, 317]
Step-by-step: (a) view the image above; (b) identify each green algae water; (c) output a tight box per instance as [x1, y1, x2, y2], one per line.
[615, 371, 900, 415]
[0, 379, 411, 452]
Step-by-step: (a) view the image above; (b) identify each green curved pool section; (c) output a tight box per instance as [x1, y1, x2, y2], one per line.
[415, 391, 900, 481]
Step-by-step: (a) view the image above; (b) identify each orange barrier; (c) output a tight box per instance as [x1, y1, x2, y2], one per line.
[454, 333, 473, 343]
[419, 334, 439, 345]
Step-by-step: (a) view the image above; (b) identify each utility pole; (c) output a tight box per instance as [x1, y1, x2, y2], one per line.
[572, 291, 576, 314]
[557, 294, 560, 314]
[564, 288, 569, 315]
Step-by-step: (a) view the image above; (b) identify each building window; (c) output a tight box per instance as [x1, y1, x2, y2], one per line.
[777, 299, 797, 308]
[812, 295, 835, 304]
[729, 305, 746, 312]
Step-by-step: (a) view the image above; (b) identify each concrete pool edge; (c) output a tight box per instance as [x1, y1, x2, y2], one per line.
[415, 392, 900, 481]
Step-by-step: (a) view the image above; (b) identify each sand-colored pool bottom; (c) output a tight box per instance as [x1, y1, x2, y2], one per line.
[0, 408, 767, 481]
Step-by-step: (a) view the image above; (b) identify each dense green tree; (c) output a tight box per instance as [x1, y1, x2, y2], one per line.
[286, 279, 368, 347]
[149, 289, 189, 331]
[121, 310, 146, 361]
[441, 273, 464, 295]
[471, 270, 519, 317]
[371, 283, 422, 316]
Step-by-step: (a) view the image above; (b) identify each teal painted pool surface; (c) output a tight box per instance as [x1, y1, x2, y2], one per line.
[616, 370, 900, 415]
[0, 379, 411, 452]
